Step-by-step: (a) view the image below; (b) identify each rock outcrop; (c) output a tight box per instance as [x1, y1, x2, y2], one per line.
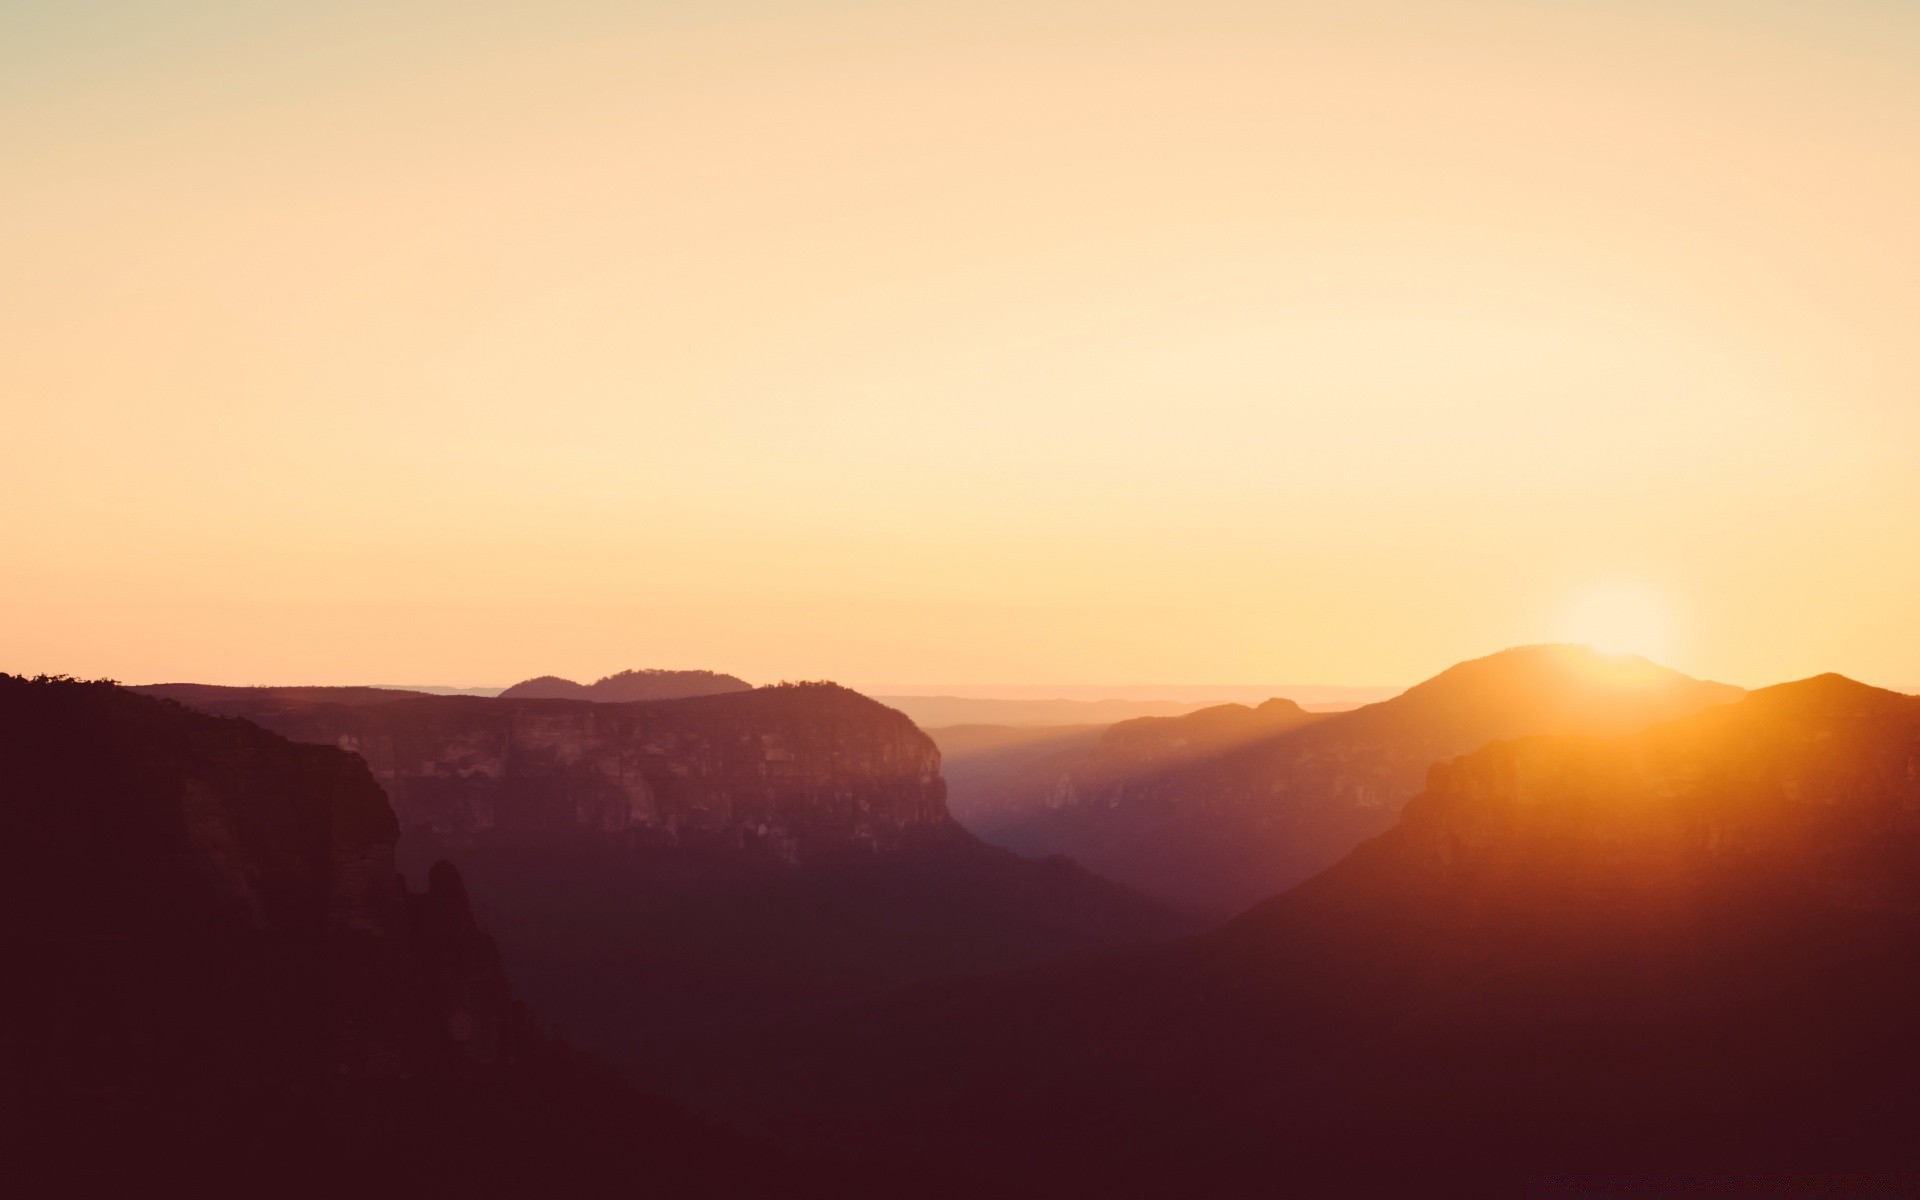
[137, 680, 1195, 1072]
[0, 674, 519, 1092]
[139, 681, 950, 861]
[0, 675, 812, 1196]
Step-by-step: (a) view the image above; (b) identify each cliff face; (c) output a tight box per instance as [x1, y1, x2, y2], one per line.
[138, 681, 1193, 1069]
[0, 676, 521, 1168]
[0, 675, 829, 1196]
[139, 682, 952, 861]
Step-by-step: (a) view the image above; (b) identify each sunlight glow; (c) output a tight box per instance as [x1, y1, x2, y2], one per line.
[1556, 585, 1677, 663]
[2, 1, 1915, 688]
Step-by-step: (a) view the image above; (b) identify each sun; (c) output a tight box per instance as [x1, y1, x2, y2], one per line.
[1554, 584, 1677, 662]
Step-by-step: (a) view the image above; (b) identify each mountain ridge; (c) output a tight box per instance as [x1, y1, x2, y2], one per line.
[968, 644, 1744, 914]
[498, 668, 751, 703]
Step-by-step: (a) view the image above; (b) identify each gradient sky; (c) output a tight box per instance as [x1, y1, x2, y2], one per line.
[5, 1, 1918, 690]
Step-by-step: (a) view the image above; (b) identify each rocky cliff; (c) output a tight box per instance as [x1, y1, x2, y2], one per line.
[0, 674, 520, 1093]
[138, 680, 1193, 1072]
[0, 675, 817, 1196]
[139, 681, 951, 861]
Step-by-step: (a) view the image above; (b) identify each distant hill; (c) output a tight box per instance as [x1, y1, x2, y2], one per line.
[139, 682, 439, 709]
[498, 668, 751, 702]
[699, 672, 1920, 1192]
[935, 698, 1325, 841]
[930, 724, 1112, 839]
[966, 645, 1743, 915]
[877, 695, 1217, 727]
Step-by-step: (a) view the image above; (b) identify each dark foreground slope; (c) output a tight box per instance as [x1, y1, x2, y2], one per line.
[702, 674, 1920, 1195]
[977, 645, 1742, 914]
[0, 676, 811, 1197]
[139, 682, 1195, 1064]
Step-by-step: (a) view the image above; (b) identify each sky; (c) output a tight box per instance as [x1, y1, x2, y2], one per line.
[4, 0, 1918, 691]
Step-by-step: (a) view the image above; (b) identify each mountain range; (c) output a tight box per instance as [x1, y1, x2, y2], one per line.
[133, 679, 1195, 1069]
[940, 644, 1743, 914]
[691, 671, 1920, 1194]
[875, 695, 1222, 728]
[23, 648, 1920, 1194]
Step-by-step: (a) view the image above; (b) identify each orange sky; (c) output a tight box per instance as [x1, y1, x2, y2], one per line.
[4, 1, 1918, 691]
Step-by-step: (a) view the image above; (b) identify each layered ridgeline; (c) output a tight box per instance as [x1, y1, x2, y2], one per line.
[954, 644, 1742, 915]
[938, 699, 1324, 843]
[0, 676, 803, 1196]
[703, 673, 1920, 1194]
[135, 680, 1193, 1067]
[879, 695, 1214, 728]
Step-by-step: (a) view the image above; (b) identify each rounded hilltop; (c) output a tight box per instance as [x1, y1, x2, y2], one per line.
[498, 668, 751, 702]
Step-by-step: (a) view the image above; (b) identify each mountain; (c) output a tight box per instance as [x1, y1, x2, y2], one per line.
[970, 644, 1742, 914]
[498, 668, 751, 702]
[142, 681, 949, 855]
[931, 723, 1111, 836]
[697, 673, 1920, 1194]
[874, 695, 1218, 727]
[136, 681, 1196, 1071]
[937, 698, 1325, 845]
[0, 675, 809, 1196]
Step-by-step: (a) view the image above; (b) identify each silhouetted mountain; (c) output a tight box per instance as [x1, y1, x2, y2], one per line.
[0, 676, 816, 1197]
[974, 644, 1741, 914]
[498, 668, 751, 702]
[137, 682, 1195, 1073]
[697, 673, 1920, 1194]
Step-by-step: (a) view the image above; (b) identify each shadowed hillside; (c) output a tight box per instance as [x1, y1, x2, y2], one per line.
[0, 676, 819, 1197]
